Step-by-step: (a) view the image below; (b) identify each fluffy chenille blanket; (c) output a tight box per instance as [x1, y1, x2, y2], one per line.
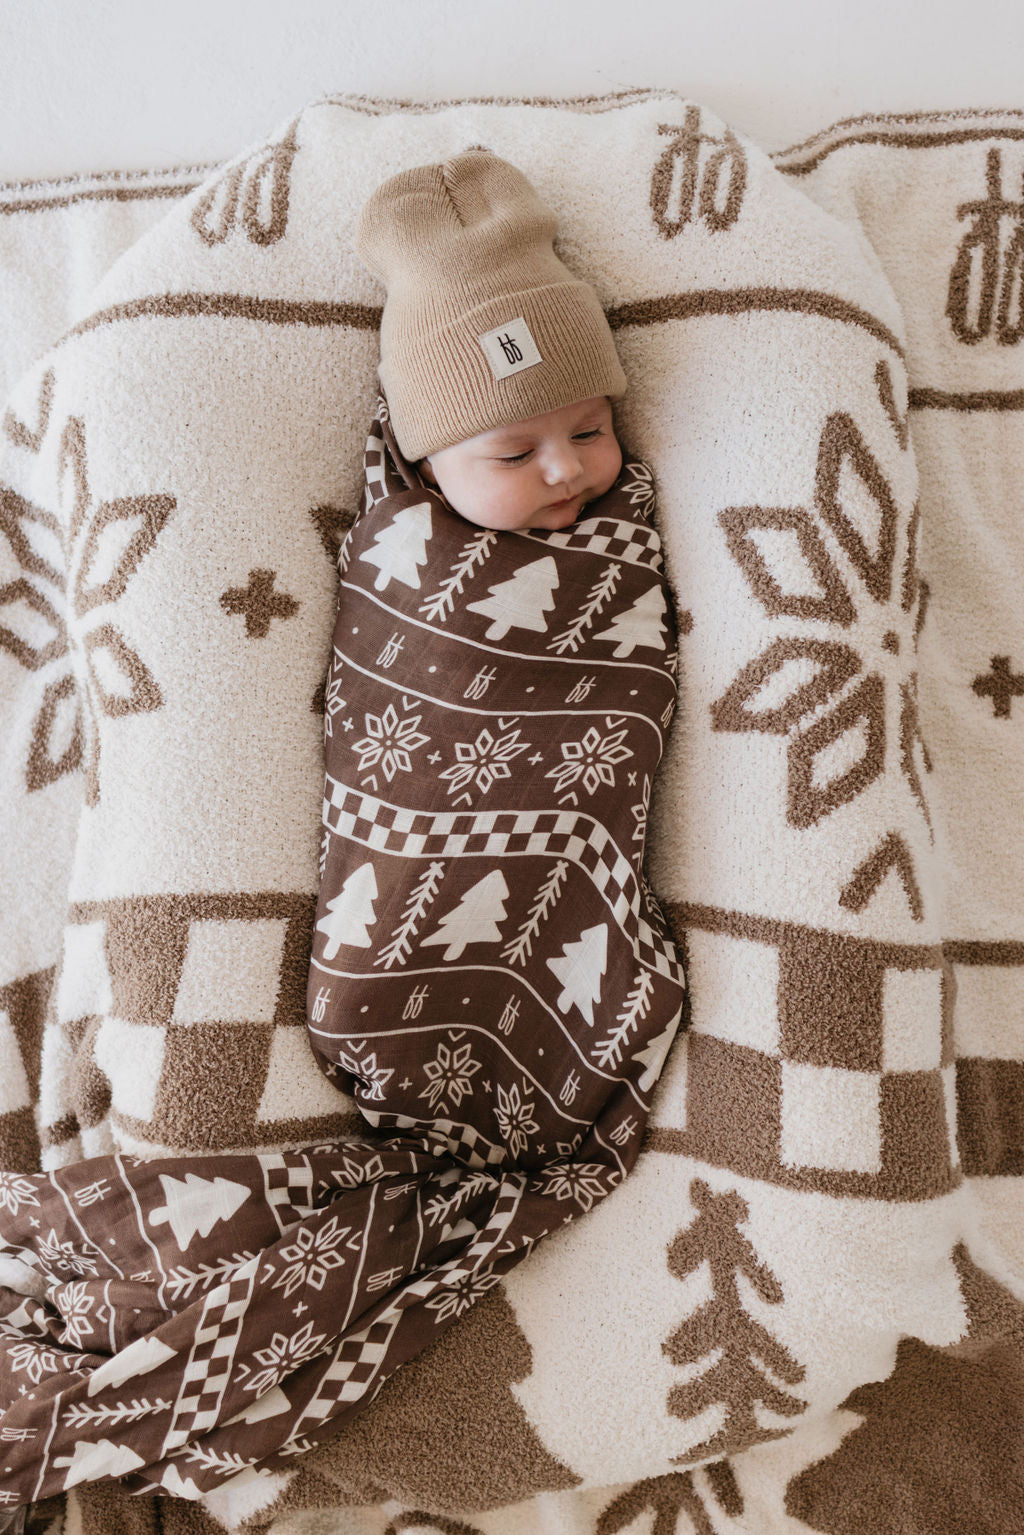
[0, 91, 1023, 1535]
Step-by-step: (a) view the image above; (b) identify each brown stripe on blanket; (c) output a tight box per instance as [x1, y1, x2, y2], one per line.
[607, 289, 905, 357]
[909, 387, 1024, 412]
[57, 287, 905, 358]
[0, 183, 202, 218]
[0, 163, 214, 197]
[322, 88, 675, 117]
[944, 939, 1024, 964]
[66, 293, 382, 342]
[666, 898, 950, 967]
[774, 109, 1024, 174]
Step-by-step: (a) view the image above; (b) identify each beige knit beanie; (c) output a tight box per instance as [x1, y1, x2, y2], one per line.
[355, 151, 626, 460]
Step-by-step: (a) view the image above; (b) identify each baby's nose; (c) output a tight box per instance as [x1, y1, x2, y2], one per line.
[541, 443, 583, 485]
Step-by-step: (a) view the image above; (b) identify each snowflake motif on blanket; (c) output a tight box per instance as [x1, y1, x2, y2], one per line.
[420, 1037, 483, 1114]
[424, 1270, 503, 1325]
[326, 1154, 387, 1190]
[350, 698, 430, 783]
[6, 1342, 60, 1385]
[47, 1282, 97, 1349]
[620, 460, 658, 518]
[0, 414, 174, 801]
[546, 719, 633, 799]
[334, 1045, 395, 1104]
[0, 1174, 38, 1216]
[36, 1229, 99, 1280]
[438, 724, 532, 799]
[534, 1160, 612, 1212]
[493, 1081, 540, 1161]
[711, 365, 933, 897]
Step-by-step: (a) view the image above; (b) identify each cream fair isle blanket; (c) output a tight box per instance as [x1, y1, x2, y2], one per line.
[0, 95, 1022, 1535]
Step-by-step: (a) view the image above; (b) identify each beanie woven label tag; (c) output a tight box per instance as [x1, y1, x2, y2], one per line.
[477, 317, 542, 380]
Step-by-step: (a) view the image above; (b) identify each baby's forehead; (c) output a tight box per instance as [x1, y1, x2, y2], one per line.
[476, 398, 613, 443]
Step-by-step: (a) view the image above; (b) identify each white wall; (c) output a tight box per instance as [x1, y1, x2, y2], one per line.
[2, 0, 1022, 180]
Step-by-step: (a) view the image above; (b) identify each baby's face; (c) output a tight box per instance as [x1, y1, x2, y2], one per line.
[423, 396, 622, 532]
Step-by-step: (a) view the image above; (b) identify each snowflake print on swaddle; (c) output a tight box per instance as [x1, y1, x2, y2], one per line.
[310, 405, 686, 1179]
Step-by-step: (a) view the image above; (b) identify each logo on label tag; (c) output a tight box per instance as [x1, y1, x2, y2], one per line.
[477, 317, 542, 380]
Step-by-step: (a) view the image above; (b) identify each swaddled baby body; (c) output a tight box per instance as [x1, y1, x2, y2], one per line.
[310, 149, 686, 1178]
[310, 394, 686, 1170]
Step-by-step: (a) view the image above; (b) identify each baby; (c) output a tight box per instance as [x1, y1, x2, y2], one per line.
[355, 148, 627, 529]
[301, 150, 685, 1436]
[309, 149, 684, 1147]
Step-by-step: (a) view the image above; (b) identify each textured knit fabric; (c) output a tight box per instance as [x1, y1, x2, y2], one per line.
[355, 152, 626, 457]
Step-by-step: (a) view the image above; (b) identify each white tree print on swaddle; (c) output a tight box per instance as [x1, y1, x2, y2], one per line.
[421, 871, 511, 961]
[465, 555, 560, 639]
[359, 501, 434, 591]
[315, 863, 379, 957]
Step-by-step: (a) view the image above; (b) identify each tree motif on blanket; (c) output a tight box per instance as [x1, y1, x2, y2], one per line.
[663, 1180, 807, 1459]
[946, 146, 1024, 345]
[384, 1514, 487, 1535]
[711, 364, 933, 915]
[465, 556, 559, 640]
[651, 105, 748, 238]
[597, 1462, 744, 1535]
[0, 417, 174, 800]
[191, 120, 298, 248]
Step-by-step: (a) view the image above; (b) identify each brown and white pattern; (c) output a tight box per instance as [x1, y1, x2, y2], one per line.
[1, 94, 1023, 1535]
[0, 419, 682, 1506]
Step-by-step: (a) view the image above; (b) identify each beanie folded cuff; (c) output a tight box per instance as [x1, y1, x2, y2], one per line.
[381, 281, 626, 460]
